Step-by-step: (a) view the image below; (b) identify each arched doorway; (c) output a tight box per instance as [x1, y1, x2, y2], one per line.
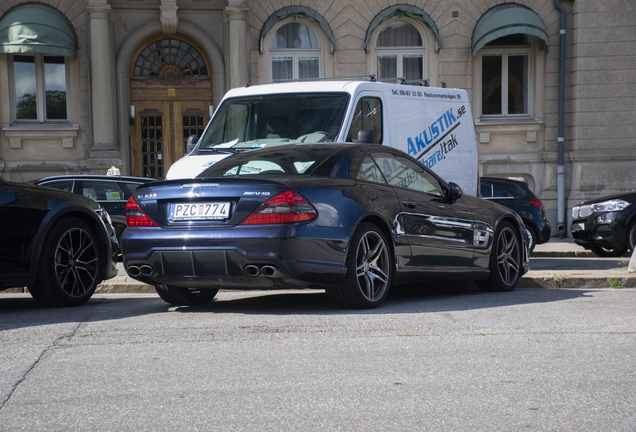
[129, 35, 213, 178]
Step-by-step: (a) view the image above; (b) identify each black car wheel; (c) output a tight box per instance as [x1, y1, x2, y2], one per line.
[327, 222, 391, 309]
[627, 222, 636, 252]
[155, 285, 218, 306]
[476, 221, 521, 292]
[590, 246, 628, 257]
[30, 218, 101, 307]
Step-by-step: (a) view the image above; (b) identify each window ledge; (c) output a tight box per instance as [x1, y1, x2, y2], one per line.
[474, 117, 543, 126]
[474, 118, 543, 144]
[2, 124, 79, 149]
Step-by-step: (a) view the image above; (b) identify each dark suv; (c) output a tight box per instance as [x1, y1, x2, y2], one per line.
[480, 177, 551, 253]
[34, 175, 156, 242]
[571, 191, 636, 257]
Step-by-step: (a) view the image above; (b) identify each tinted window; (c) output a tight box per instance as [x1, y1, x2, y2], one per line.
[356, 155, 386, 184]
[41, 180, 74, 193]
[123, 182, 148, 197]
[372, 152, 442, 196]
[81, 181, 126, 201]
[492, 184, 509, 198]
[480, 183, 493, 198]
[200, 146, 341, 178]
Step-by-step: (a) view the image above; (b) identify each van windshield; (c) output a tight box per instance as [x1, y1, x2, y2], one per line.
[197, 93, 349, 151]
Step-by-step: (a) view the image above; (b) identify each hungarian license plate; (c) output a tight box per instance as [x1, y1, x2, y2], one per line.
[169, 202, 230, 221]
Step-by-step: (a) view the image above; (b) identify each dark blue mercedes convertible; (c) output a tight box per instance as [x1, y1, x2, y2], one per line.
[121, 143, 529, 309]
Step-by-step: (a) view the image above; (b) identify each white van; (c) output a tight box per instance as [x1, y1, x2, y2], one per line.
[166, 80, 478, 195]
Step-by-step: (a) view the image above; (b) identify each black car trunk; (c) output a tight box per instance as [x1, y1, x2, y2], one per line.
[133, 178, 290, 228]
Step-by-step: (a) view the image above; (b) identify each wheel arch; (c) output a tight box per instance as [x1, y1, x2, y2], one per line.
[30, 204, 112, 281]
[346, 213, 396, 268]
[495, 213, 529, 263]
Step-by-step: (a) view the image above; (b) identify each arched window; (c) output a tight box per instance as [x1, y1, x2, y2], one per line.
[270, 22, 321, 81]
[375, 21, 426, 81]
[134, 39, 207, 77]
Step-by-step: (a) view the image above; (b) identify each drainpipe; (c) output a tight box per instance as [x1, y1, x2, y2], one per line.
[554, 0, 566, 238]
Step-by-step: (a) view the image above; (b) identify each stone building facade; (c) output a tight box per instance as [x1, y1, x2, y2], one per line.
[0, 0, 634, 235]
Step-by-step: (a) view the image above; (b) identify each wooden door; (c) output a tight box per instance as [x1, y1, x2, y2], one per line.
[130, 100, 209, 178]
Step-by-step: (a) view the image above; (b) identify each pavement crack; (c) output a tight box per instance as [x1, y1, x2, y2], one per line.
[0, 322, 84, 411]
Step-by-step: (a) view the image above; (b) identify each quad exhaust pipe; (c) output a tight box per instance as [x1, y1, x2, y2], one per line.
[127, 264, 154, 277]
[244, 264, 282, 278]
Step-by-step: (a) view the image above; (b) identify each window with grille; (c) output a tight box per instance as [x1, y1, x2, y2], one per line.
[134, 39, 207, 77]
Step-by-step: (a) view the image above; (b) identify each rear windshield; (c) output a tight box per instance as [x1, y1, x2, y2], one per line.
[197, 93, 349, 151]
[197, 145, 344, 178]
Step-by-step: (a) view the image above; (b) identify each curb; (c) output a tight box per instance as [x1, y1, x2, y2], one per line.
[93, 276, 636, 294]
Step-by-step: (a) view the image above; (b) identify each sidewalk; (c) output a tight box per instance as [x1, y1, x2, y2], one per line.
[95, 238, 636, 294]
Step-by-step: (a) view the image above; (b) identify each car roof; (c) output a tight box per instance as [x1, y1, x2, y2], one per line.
[36, 175, 156, 183]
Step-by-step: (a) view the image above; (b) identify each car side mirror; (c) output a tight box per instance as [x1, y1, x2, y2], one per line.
[353, 129, 377, 144]
[186, 135, 198, 154]
[446, 182, 463, 201]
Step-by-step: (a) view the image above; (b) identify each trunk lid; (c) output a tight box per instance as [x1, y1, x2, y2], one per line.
[132, 178, 290, 228]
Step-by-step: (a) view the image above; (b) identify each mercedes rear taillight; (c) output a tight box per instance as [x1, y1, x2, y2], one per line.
[240, 190, 317, 225]
[125, 195, 158, 227]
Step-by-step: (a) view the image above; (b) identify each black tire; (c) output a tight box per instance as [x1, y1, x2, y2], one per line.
[29, 217, 101, 307]
[590, 245, 628, 257]
[155, 285, 218, 306]
[326, 222, 392, 309]
[627, 222, 636, 252]
[525, 226, 537, 254]
[476, 221, 521, 292]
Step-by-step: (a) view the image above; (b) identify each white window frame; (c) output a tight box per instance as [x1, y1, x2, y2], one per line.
[479, 46, 533, 119]
[8, 53, 70, 123]
[373, 20, 428, 81]
[268, 21, 323, 82]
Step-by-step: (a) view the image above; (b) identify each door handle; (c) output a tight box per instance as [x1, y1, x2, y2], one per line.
[402, 199, 417, 209]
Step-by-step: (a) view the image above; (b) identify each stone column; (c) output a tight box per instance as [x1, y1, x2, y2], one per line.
[225, 5, 249, 89]
[87, 4, 117, 153]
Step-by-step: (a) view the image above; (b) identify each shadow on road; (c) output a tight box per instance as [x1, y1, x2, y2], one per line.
[177, 283, 593, 316]
[0, 284, 597, 330]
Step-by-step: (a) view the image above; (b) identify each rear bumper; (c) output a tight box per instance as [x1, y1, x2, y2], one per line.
[121, 226, 349, 289]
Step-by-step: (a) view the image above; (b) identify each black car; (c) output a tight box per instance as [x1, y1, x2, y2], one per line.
[480, 177, 551, 253]
[0, 176, 118, 306]
[571, 191, 636, 257]
[34, 175, 156, 241]
[121, 143, 529, 309]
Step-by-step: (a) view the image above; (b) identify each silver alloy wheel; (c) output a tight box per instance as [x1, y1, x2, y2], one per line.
[55, 228, 99, 298]
[355, 231, 390, 302]
[497, 226, 520, 286]
[525, 227, 534, 252]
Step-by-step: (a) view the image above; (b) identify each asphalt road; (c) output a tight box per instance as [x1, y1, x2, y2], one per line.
[1, 287, 635, 431]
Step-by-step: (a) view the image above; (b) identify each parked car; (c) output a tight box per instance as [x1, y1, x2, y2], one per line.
[571, 191, 636, 257]
[0, 176, 118, 306]
[33, 175, 156, 242]
[122, 143, 529, 309]
[480, 177, 551, 253]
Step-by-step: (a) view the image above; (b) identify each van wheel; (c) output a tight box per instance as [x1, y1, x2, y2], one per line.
[476, 222, 521, 292]
[30, 218, 101, 307]
[327, 223, 392, 309]
[155, 285, 218, 306]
